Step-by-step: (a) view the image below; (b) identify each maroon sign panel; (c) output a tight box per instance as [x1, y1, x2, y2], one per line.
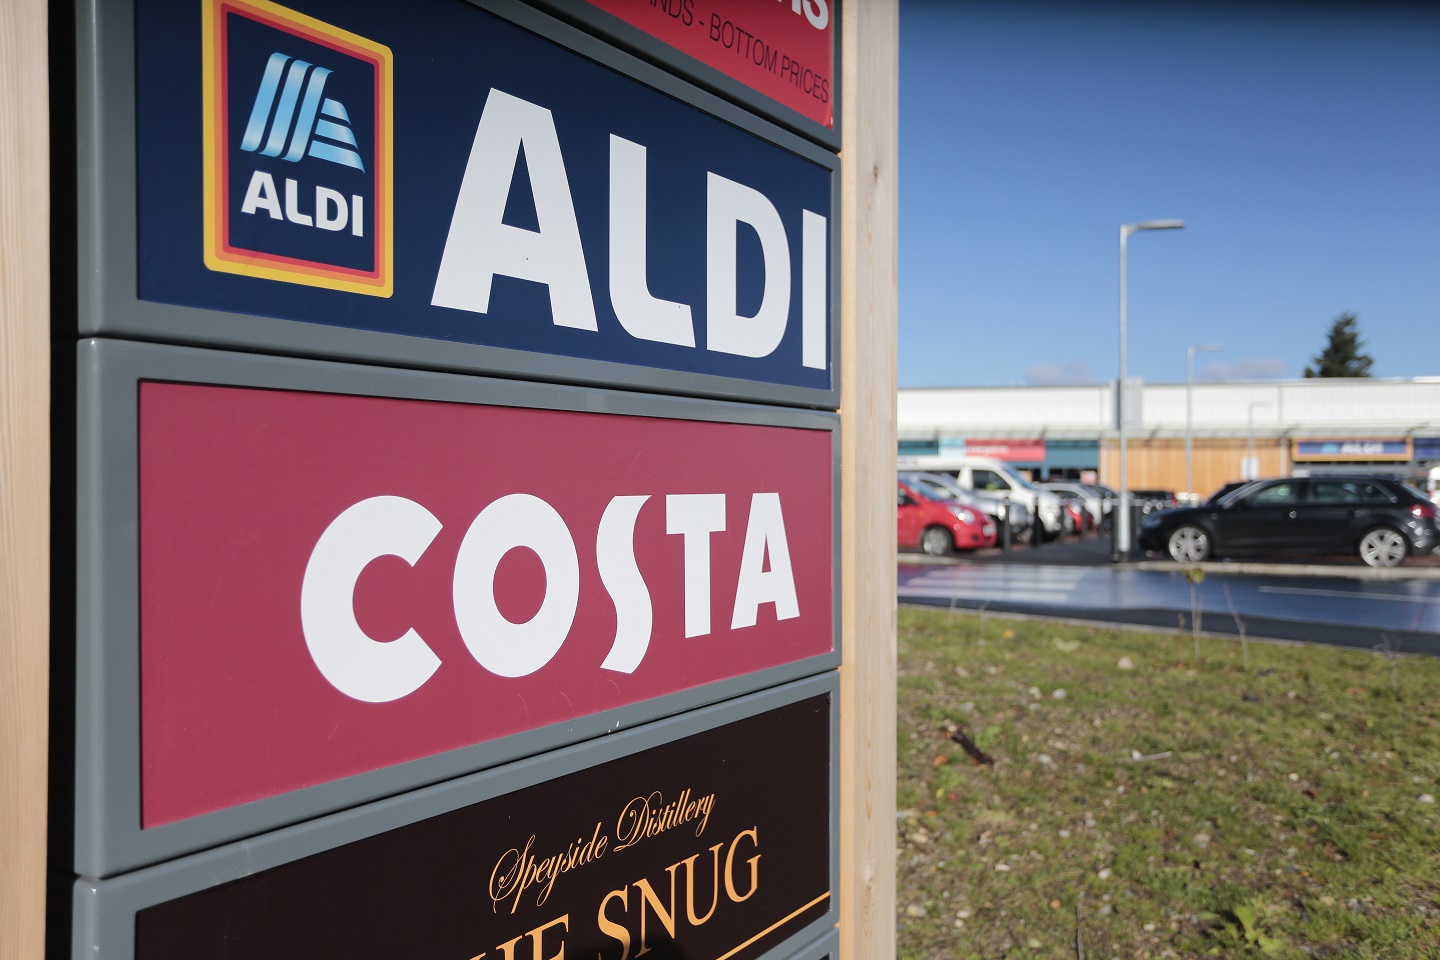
[135, 695, 832, 960]
[584, 0, 835, 127]
[139, 382, 833, 827]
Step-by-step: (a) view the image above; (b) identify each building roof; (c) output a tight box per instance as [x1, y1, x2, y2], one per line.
[898, 378, 1440, 441]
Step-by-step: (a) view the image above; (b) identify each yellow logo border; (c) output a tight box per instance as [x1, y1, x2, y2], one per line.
[201, 0, 394, 298]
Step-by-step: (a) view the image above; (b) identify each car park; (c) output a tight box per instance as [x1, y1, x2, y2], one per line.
[1138, 475, 1440, 568]
[897, 478, 998, 556]
[900, 470, 1033, 543]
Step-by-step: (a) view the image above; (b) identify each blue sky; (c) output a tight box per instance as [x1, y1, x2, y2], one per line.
[898, 2, 1440, 388]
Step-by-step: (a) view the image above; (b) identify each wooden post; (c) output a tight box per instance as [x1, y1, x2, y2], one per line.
[1, 1, 51, 958]
[839, 1, 898, 957]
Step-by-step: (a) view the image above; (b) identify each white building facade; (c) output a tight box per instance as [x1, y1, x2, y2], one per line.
[899, 378, 1440, 496]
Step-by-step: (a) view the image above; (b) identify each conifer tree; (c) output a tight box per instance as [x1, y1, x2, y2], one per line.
[1303, 313, 1373, 378]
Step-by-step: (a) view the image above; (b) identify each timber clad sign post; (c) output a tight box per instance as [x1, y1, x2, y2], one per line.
[66, 0, 848, 957]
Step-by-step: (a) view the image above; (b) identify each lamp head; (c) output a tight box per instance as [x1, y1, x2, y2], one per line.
[1123, 219, 1186, 239]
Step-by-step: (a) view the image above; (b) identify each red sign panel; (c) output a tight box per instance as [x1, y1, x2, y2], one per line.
[965, 438, 1046, 461]
[139, 383, 833, 827]
[584, 0, 834, 127]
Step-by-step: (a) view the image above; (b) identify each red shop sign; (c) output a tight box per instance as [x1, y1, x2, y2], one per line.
[139, 383, 833, 827]
[964, 438, 1046, 461]
[583, 0, 835, 128]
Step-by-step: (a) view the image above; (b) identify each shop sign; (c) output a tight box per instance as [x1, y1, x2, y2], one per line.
[1292, 439, 1412, 461]
[85, 0, 837, 403]
[77, 686, 835, 960]
[581, 0, 836, 129]
[75, 340, 837, 875]
[139, 383, 833, 826]
[964, 438, 1046, 462]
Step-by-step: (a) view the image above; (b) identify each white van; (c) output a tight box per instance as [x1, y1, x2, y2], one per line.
[896, 455, 1065, 538]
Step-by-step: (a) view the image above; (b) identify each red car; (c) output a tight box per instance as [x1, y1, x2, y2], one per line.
[898, 478, 997, 555]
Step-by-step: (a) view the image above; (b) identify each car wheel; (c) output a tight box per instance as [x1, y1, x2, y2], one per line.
[1013, 524, 1032, 544]
[1358, 527, 1407, 568]
[1166, 525, 1211, 563]
[920, 526, 954, 557]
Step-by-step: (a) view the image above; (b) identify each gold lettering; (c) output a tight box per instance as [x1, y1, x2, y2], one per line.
[494, 932, 524, 960]
[528, 914, 569, 960]
[678, 843, 724, 926]
[633, 874, 677, 957]
[597, 888, 632, 960]
[723, 827, 760, 903]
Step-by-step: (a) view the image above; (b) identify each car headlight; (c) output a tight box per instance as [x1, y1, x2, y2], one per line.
[947, 505, 976, 524]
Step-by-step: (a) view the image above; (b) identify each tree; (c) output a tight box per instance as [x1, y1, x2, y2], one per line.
[1304, 313, 1373, 378]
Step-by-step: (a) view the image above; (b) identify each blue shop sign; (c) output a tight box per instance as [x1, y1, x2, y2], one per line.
[128, 0, 835, 398]
[1293, 439, 1412, 461]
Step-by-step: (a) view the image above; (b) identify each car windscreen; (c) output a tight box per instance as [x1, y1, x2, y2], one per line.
[911, 478, 959, 501]
[912, 475, 980, 506]
[998, 465, 1035, 490]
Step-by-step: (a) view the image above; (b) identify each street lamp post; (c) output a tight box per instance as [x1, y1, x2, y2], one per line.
[1246, 400, 1273, 480]
[1116, 219, 1185, 562]
[1186, 343, 1224, 500]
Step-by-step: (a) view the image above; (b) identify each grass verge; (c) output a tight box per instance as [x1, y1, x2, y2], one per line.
[896, 607, 1440, 959]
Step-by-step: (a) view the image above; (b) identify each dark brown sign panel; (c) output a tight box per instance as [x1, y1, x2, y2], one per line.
[133, 695, 831, 960]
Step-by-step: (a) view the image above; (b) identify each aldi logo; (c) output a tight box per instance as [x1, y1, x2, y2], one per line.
[202, 0, 392, 296]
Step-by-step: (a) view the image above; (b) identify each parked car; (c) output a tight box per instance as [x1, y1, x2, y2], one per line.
[1130, 489, 1179, 515]
[1083, 483, 1119, 530]
[897, 479, 998, 556]
[1038, 481, 1104, 528]
[1203, 480, 1253, 505]
[1138, 475, 1440, 568]
[1048, 489, 1094, 532]
[900, 471, 1033, 543]
[896, 456, 1066, 539]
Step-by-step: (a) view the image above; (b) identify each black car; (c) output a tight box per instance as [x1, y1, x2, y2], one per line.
[1138, 475, 1440, 568]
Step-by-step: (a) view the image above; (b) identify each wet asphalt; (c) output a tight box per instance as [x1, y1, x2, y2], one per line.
[898, 533, 1440, 655]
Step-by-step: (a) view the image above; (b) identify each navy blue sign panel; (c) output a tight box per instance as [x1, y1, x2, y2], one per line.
[121, 0, 836, 402]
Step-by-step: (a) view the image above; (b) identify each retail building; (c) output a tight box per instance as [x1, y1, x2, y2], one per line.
[898, 378, 1440, 498]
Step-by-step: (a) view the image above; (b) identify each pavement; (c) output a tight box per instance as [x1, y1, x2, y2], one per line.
[898, 531, 1440, 653]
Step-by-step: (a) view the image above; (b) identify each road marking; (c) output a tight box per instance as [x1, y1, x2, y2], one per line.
[1258, 586, 1440, 605]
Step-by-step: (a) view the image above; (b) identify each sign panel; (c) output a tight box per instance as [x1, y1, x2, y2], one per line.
[964, 438, 1046, 462]
[80, 0, 838, 406]
[578, 0, 836, 130]
[76, 339, 838, 876]
[139, 382, 833, 827]
[77, 679, 837, 960]
[1292, 438, 1412, 461]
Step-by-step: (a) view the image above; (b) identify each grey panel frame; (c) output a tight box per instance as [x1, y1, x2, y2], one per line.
[776, 928, 840, 960]
[74, 674, 841, 960]
[75, 338, 842, 878]
[74, 0, 842, 410]
[524, 0, 842, 152]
